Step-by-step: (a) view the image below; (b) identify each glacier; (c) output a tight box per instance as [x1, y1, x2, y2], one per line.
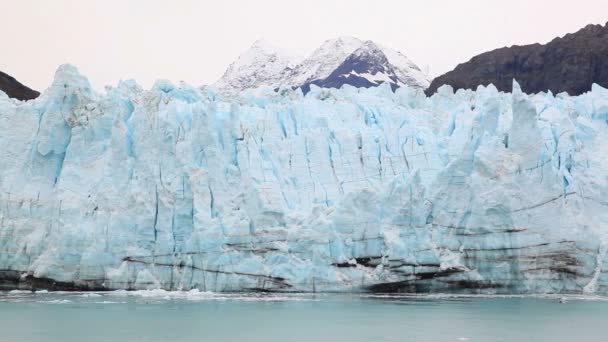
[1, 64, 608, 294]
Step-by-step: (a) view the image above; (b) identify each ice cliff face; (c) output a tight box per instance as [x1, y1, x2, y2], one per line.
[1, 65, 608, 294]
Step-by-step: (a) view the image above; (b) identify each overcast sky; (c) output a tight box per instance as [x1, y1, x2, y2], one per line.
[2, 0, 607, 91]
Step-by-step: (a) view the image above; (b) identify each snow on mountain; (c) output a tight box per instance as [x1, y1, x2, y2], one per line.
[303, 40, 430, 92]
[213, 39, 302, 95]
[2, 65, 608, 293]
[380, 45, 430, 88]
[287, 36, 364, 86]
[213, 37, 430, 95]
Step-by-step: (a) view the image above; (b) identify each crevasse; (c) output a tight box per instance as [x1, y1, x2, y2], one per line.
[1, 64, 607, 293]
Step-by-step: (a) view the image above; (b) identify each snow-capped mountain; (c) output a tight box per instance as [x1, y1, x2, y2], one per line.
[381, 44, 431, 89]
[213, 37, 430, 95]
[213, 39, 302, 96]
[301, 40, 430, 92]
[287, 36, 364, 86]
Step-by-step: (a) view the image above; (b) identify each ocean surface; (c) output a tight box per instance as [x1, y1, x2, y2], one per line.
[0, 290, 607, 341]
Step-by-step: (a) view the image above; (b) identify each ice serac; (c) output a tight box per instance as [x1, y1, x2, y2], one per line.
[1, 65, 608, 294]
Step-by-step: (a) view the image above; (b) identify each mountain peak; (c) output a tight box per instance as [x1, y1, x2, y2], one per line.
[285, 36, 365, 86]
[249, 39, 300, 60]
[214, 39, 302, 95]
[360, 39, 381, 49]
[324, 36, 363, 49]
[250, 38, 276, 50]
[213, 37, 429, 95]
[242, 39, 301, 63]
[352, 40, 386, 58]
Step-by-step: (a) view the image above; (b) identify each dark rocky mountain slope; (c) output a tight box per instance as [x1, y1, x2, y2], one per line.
[0, 71, 39, 101]
[426, 22, 608, 95]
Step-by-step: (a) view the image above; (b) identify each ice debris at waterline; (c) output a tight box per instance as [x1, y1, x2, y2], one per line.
[1, 64, 608, 294]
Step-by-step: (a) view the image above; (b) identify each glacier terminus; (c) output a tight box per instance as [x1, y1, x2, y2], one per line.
[1, 65, 608, 294]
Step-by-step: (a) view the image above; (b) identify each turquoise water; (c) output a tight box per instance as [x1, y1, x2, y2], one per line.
[1, 291, 607, 341]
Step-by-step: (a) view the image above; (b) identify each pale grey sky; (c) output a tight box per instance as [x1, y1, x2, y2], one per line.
[2, 0, 607, 91]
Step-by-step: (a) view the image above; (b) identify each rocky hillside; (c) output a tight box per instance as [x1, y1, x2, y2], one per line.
[0, 71, 39, 101]
[427, 22, 608, 95]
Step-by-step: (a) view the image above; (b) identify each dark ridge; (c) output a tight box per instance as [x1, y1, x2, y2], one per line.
[0, 270, 106, 291]
[426, 22, 608, 96]
[366, 278, 505, 293]
[415, 267, 464, 280]
[0, 71, 40, 101]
